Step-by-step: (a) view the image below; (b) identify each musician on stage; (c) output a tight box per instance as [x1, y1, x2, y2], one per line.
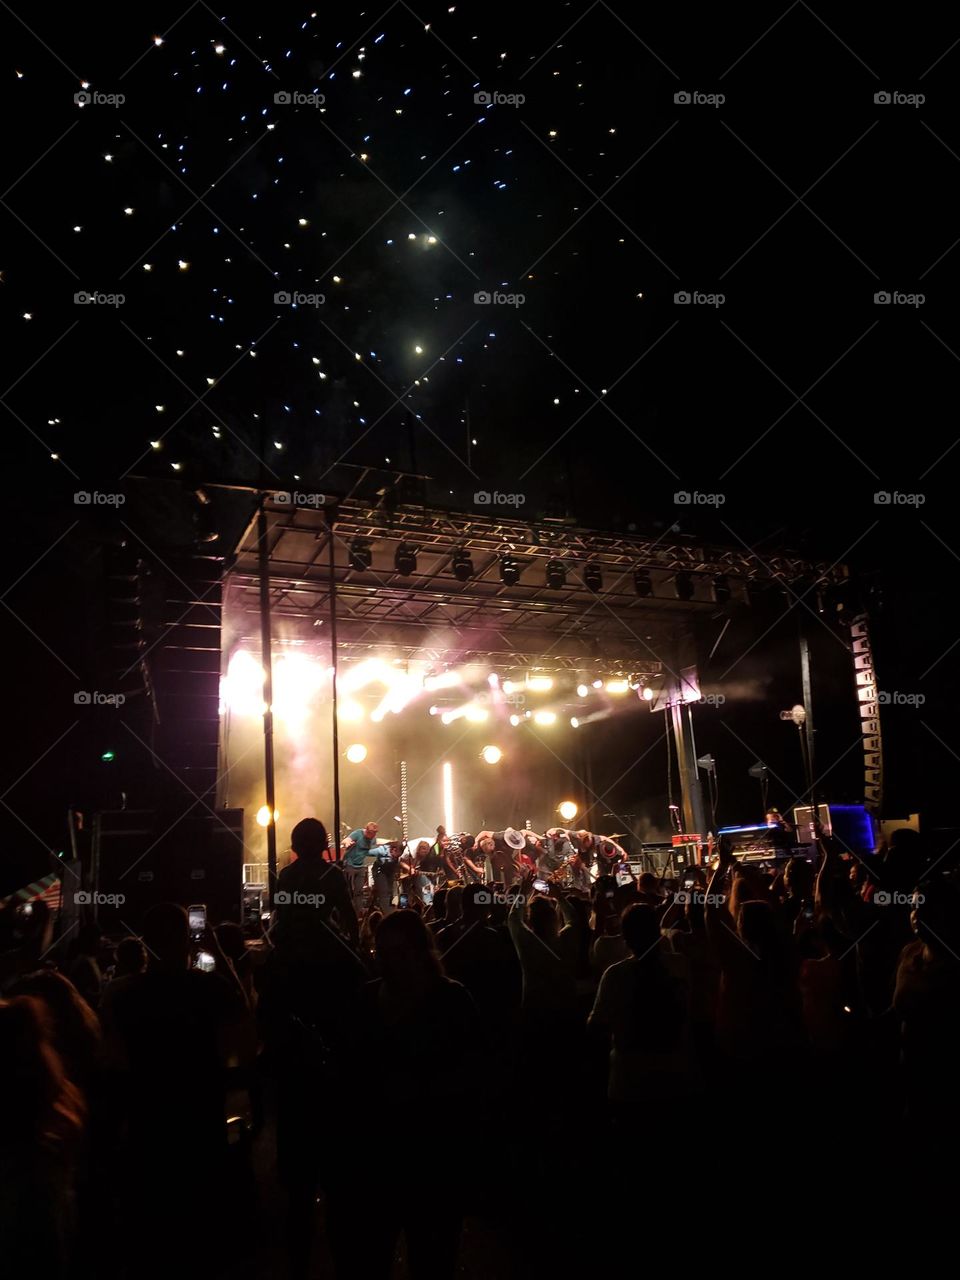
[456, 834, 485, 883]
[476, 829, 522, 887]
[373, 839, 404, 914]
[400, 839, 443, 906]
[342, 820, 379, 911]
[537, 828, 573, 881]
[575, 830, 626, 878]
[567, 847, 592, 893]
[435, 833, 463, 882]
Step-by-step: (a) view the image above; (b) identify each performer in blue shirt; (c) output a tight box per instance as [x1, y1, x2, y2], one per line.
[342, 821, 380, 910]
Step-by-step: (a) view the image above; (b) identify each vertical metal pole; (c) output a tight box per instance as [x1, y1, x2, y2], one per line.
[671, 698, 708, 838]
[800, 633, 817, 812]
[257, 500, 278, 895]
[327, 512, 342, 862]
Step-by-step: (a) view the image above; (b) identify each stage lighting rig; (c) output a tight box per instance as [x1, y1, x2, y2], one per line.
[634, 567, 653, 597]
[675, 571, 694, 601]
[394, 543, 418, 575]
[499, 555, 521, 585]
[452, 548, 473, 581]
[349, 537, 373, 571]
[583, 562, 603, 592]
[545, 559, 566, 589]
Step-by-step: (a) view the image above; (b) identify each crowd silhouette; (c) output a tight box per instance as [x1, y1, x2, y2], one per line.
[1, 819, 957, 1278]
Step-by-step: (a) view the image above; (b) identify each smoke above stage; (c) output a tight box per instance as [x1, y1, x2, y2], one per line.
[217, 641, 681, 865]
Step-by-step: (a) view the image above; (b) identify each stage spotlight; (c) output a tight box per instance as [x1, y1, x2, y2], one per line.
[338, 698, 364, 722]
[526, 675, 553, 692]
[558, 800, 578, 822]
[395, 542, 418, 574]
[349, 537, 373, 571]
[424, 670, 461, 692]
[570, 717, 580, 728]
[346, 743, 368, 763]
[502, 679, 520, 695]
[642, 686, 655, 702]
[509, 714, 521, 726]
[481, 745, 502, 764]
[256, 805, 279, 827]
[533, 710, 557, 726]
[546, 559, 565, 589]
[592, 678, 603, 689]
[499, 555, 521, 585]
[605, 678, 630, 694]
[465, 705, 488, 723]
[675, 571, 695, 601]
[577, 684, 589, 698]
[713, 574, 731, 603]
[634, 568, 653, 597]
[583, 562, 603, 592]
[452, 548, 473, 581]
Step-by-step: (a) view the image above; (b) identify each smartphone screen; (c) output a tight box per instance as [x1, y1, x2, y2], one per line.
[533, 879, 550, 893]
[398, 894, 409, 908]
[188, 904, 206, 937]
[194, 951, 215, 972]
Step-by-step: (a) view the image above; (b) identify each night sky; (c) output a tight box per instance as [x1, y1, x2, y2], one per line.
[3, 4, 958, 890]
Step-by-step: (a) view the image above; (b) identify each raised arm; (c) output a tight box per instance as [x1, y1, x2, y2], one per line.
[704, 844, 741, 967]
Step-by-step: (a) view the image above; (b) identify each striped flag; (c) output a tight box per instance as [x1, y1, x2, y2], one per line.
[2, 872, 62, 913]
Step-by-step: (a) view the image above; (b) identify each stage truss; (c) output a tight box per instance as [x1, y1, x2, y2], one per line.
[225, 492, 848, 675]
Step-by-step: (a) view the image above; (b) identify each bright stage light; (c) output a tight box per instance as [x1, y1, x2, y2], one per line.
[558, 800, 578, 822]
[465, 705, 488, 723]
[509, 714, 521, 726]
[222, 650, 267, 717]
[481, 745, 502, 764]
[340, 658, 393, 693]
[442, 762, 454, 835]
[273, 652, 324, 722]
[338, 698, 365, 722]
[533, 710, 557, 726]
[577, 684, 589, 698]
[570, 717, 580, 728]
[346, 743, 367, 763]
[502, 679, 520, 695]
[256, 805, 278, 827]
[526, 676, 553, 692]
[605, 678, 630, 694]
[593, 679, 603, 689]
[642, 686, 655, 702]
[424, 670, 461, 692]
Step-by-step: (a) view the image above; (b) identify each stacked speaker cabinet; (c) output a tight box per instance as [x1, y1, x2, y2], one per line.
[93, 808, 244, 932]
